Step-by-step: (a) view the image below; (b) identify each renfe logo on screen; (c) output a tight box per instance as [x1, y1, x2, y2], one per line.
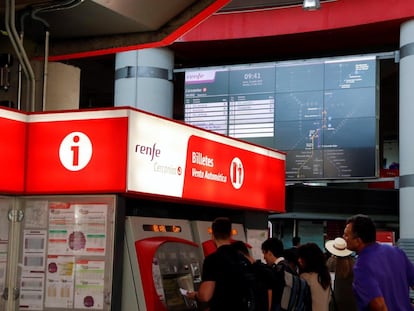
[185, 70, 216, 84]
[59, 132, 92, 171]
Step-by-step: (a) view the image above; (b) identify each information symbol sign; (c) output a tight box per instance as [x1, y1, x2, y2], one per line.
[230, 157, 244, 189]
[59, 132, 92, 171]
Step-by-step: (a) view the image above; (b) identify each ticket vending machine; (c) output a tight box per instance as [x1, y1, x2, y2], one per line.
[191, 220, 247, 257]
[122, 217, 203, 311]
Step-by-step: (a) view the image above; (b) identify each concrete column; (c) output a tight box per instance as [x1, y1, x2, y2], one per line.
[398, 20, 414, 257]
[43, 62, 80, 111]
[114, 48, 174, 118]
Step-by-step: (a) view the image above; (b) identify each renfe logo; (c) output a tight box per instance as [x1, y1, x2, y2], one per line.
[185, 70, 216, 84]
[135, 143, 161, 161]
[230, 157, 244, 189]
[59, 132, 93, 171]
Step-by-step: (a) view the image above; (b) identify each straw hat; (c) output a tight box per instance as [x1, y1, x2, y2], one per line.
[325, 237, 353, 257]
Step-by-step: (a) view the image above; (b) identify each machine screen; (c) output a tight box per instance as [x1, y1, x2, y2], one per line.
[154, 242, 201, 310]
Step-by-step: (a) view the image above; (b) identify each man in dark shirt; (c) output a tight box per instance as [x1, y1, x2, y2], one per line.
[188, 217, 249, 311]
[232, 240, 274, 311]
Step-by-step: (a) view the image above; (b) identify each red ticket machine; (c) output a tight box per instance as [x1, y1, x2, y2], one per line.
[191, 220, 247, 257]
[122, 217, 203, 311]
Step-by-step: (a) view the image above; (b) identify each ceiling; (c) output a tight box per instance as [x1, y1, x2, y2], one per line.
[0, 0, 401, 141]
[2, 0, 311, 35]
[3, 0, 195, 36]
[0, 0, 318, 58]
[0, 0, 230, 57]
[1, 0, 400, 63]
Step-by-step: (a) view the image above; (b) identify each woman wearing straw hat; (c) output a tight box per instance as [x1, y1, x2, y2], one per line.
[325, 237, 358, 311]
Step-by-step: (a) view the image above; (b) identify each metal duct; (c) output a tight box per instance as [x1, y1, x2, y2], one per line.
[5, 0, 36, 111]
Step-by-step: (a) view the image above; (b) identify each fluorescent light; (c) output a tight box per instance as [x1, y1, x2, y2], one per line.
[303, 0, 321, 10]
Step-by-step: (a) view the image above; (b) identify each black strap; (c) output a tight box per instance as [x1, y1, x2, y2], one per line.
[330, 283, 338, 311]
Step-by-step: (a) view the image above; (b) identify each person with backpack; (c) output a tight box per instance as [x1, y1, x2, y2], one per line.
[187, 217, 254, 311]
[232, 240, 274, 311]
[262, 237, 312, 311]
[297, 242, 331, 311]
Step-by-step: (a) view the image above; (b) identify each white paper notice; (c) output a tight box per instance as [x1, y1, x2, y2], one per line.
[73, 204, 108, 256]
[0, 205, 8, 242]
[246, 229, 269, 262]
[45, 255, 75, 309]
[19, 275, 45, 310]
[22, 230, 47, 273]
[0, 205, 9, 295]
[24, 201, 49, 228]
[74, 260, 105, 309]
[48, 203, 108, 256]
[0, 206, 7, 296]
[0, 259, 6, 297]
[19, 230, 47, 310]
[48, 202, 76, 255]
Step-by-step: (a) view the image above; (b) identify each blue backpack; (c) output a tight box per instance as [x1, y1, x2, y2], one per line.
[280, 270, 312, 311]
[276, 262, 312, 311]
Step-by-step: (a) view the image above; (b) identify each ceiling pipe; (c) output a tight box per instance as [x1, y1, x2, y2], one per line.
[42, 30, 49, 112]
[29, 0, 85, 14]
[5, 0, 36, 111]
[5, 0, 27, 111]
[16, 0, 82, 112]
[28, 11, 50, 112]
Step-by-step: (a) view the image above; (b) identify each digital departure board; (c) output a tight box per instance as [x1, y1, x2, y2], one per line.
[184, 69, 229, 135]
[183, 55, 378, 180]
[229, 64, 275, 138]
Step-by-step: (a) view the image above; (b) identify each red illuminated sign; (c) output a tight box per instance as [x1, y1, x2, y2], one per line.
[1, 107, 285, 212]
[25, 113, 128, 194]
[182, 135, 285, 212]
[0, 110, 27, 193]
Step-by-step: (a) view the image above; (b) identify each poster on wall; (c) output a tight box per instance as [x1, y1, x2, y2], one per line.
[47, 203, 108, 256]
[246, 229, 269, 261]
[44, 255, 75, 309]
[19, 230, 47, 310]
[74, 260, 106, 309]
[19, 197, 114, 310]
[0, 201, 9, 307]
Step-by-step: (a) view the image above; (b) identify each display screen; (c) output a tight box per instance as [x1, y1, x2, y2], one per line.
[184, 69, 229, 135]
[207, 227, 239, 236]
[183, 55, 378, 180]
[142, 224, 182, 233]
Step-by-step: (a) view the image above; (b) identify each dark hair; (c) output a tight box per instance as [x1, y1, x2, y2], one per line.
[212, 217, 232, 240]
[284, 248, 298, 264]
[346, 214, 376, 243]
[297, 242, 331, 290]
[232, 240, 249, 256]
[335, 256, 354, 279]
[261, 237, 284, 257]
[292, 236, 301, 246]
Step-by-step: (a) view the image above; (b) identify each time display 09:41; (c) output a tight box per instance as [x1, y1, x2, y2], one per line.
[244, 72, 262, 80]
